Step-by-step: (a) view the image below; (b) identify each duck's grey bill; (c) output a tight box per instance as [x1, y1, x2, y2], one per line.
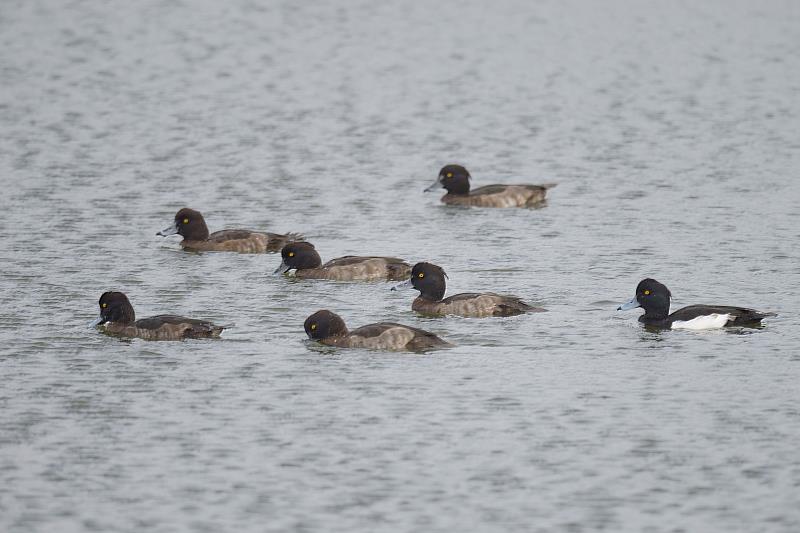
[424, 176, 443, 192]
[617, 297, 640, 311]
[273, 260, 290, 275]
[157, 222, 179, 236]
[390, 279, 413, 291]
[90, 316, 105, 328]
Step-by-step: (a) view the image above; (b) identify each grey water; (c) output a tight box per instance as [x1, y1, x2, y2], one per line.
[2, 0, 800, 531]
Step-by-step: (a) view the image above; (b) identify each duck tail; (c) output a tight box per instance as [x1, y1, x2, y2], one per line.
[731, 310, 776, 325]
[209, 323, 234, 337]
[755, 311, 778, 320]
[496, 299, 546, 316]
[284, 232, 305, 243]
[183, 322, 232, 339]
[387, 262, 412, 281]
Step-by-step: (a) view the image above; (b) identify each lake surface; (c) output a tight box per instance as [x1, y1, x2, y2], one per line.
[2, 0, 800, 531]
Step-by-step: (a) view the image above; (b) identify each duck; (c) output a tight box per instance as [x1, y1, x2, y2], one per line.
[303, 310, 451, 352]
[91, 291, 229, 340]
[157, 207, 302, 253]
[391, 262, 544, 317]
[424, 164, 555, 208]
[275, 241, 411, 281]
[617, 278, 776, 330]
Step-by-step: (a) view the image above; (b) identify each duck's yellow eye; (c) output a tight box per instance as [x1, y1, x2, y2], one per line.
[101, 303, 107, 308]
[182, 218, 189, 224]
[288, 252, 294, 257]
[644, 290, 651, 295]
[446, 172, 453, 178]
[418, 272, 424, 278]
[310, 323, 317, 330]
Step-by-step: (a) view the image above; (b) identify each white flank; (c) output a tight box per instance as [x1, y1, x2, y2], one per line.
[671, 313, 732, 330]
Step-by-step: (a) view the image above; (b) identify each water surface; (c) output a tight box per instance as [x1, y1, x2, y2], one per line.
[1, 0, 800, 531]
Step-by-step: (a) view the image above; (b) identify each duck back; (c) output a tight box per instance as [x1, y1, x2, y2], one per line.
[342, 322, 450, 351]
[413, 292, 540, 317]
[182, 230, 302, 253]
[104, 315, 226, 340]
[443, 184, 551, 208]
[299, 256, 411, 281]
[668, 305, 776, 326]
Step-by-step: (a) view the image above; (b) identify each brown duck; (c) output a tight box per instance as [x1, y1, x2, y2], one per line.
[157, 207, 302, 253]
[425, 164, 555, 208]
[392, 262, 545, 317]
[91, 292, 228, 340]
[304, 310, 452, 352]
[275, 241, 411, 282]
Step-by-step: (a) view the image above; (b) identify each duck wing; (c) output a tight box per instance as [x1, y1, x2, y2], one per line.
[470, 184, 550, 195]
[207, 229, 301, 252]
[439, 293, 541, 317]
[136, 315, 228, 338]
[323, 256, 406, 268]
[207, 229, 256, 242]
[349, 322, 450, 351]
[669, 305, 775, 325]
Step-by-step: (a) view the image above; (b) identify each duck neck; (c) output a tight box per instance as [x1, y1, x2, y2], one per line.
[444, 177, 470, 195]
[640, 307, 669, 323]
[419, 285, 445, 302]
[641, 294, 670, 322]
[638, 313, 670, 328]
